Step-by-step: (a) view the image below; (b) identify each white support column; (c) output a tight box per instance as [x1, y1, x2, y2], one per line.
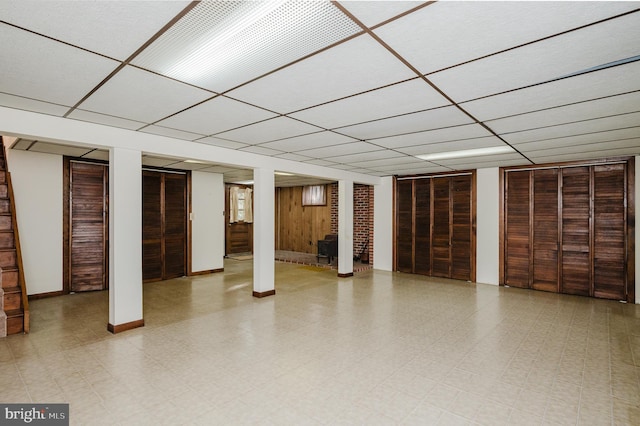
[108, 147, 143, 333]
[338, 180, 354, 277]
[252, 168, 275, 297]
[373, 176, 394, 271]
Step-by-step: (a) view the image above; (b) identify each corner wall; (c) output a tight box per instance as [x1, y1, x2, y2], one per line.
[476, 168, 500, 285]
[191, 171, 225, 272]
[6, 150, 63, 295]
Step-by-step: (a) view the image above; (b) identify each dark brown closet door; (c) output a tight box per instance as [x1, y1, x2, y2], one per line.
[142, 171, 187, 282]
[396, 180, 414, 273]
[532, 169, 559, 292]
[504, 171, 531, 288]
[69, 162, 108, 292]
[432, 178, 451, 278]
[142, 171, 163, 282]
[414, 179, 431, 275]
[451, 176, 472, 281]
[593, 164, 626, 300]
[561, 166, 591, 296]
[163, 174, 187, 279]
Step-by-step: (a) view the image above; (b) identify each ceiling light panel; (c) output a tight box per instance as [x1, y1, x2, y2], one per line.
[372, 124, 491, 149]
[337, 106, 474, 140]
[259, 131, 358, 152]
[0, 1, 191, 60]
[501, 111, 640, 145]
[0, 93, 69, 117]
[438, 158, 528, 171]
[140, 125, 205, 141]
[462, 60, 640, 121]
[487, 91, 640, 134]
[374, 1, 638, 75]
[289, 78, 450, 129]
[132, 1, 362, 93]
[429, 12, 640, 102]
[78, 66, 213, 124]
[215, 117, 323, 145]
[227, 33, 416, 113]
[68, 109, 145, 131]
[0, 24, 118, 106]
[339, 1, 424, 28]
[157, 96, 277, 136]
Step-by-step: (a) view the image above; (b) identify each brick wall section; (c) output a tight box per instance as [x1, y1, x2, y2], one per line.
[329, 182, 373, 264]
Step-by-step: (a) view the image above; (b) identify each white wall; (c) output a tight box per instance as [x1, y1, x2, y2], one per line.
[373, 176, 394, 271]
[476, 168, 500, 285]
[191, 171, 225, 272]
[7, 150, 63, 295]
[636, 156, 639, 304]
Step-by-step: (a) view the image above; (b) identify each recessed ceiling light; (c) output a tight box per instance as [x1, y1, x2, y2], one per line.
[416, 146, 514, 161]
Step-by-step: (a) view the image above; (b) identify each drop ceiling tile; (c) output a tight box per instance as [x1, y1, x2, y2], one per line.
[349, 155, 424, 169]
[0, 1, 190, 60]
[337, 106, 474, 140]
[0, 24, 119, 106]
[394, 165, 452, 176]
[139, 125, 205, 141]
[29, 142, 93, 157]
[325, 149, 405, 164]
[340, 1, 424, 28]
[289, 78, 450, 128]
[10, 139, 34, 150]
[502, 111, 640, 144]
[375, 1, 637, 75]
[142, 156, 181, 167]
[260, 131, 357, 152]
[487, 91, 640, 134]
[198, 165, 242, 174]
[462, 61, 640, 121]
[441, 158, 529, 171]
[81, 150, 109, 161]
[529, 147, 640, 164]
[199, 137, 250, 150]
[430, 12, 640, 102]
[513, 127, 640, 151]
[166, 161, 212, 171]
[396, 136, 508, 156]
[373, 124, 492, 149]
[132, 1, 361, 92]
[522, 138, 640, 158]
[157, 96, 277, 135]
[227, 33, 416, 113]
[79, 65, 213, 124]
[68, 109, 145, 130]
[435, 153, 524, 167]
[273, 153, 312, 162]
[297, 141, 384, 158]
[304, 159, 340, 167]
[216, 117, 323, 145]
[239, 146, 285, 157]
[0, 93, 69, 117]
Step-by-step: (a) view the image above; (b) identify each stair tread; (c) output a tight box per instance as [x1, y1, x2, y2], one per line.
[4, 309, 23, 318]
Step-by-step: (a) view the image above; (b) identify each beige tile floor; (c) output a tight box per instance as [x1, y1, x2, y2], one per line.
[1, 260, 640, 425]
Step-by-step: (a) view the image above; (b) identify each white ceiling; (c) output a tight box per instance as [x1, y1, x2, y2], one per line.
[1, 0, 639, 184]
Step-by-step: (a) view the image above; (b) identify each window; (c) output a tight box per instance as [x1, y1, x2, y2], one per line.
[302, 184, 326, 206]
[229, 186, 253, 223]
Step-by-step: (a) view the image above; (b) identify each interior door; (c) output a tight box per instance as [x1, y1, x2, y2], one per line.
[451, 175, 472, 281]
[532, 169, 559, 292]
[431, 177, 451, 278]
[69, 161, 108, 292]
[414, 179, 431, 275]
[142, 171, 163, 282]
[504, 170, 531, 288]
[225, 185, 253, 255]
[163, 173, 187, 279]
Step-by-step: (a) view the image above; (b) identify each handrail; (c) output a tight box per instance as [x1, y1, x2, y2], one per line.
[1, 139, 28, 333]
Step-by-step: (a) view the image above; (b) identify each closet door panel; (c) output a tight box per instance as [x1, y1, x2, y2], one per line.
[504, 171, 531, 288]
[432, 178, 451, 278]
[451, 175, 471, 281]
[414, 179, 431, 275]
[396, 180, 414, 273]
[593, 164, 626, 300]
[142, 171, 163, 282]
[561, 167, 591, 296]
[164, 173, 187, 279]
[532, 169, 559, 292]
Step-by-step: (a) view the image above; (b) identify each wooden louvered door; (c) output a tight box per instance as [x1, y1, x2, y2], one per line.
[561, 166, 591, 296]
[593, 164, 626, 300]
[504, 170, 531, 288]
[532, 169, 559, 292]
[142, 170, 187, 282]
[414, 179, 431, 275]
[394, 173, 474, 281]
[68, 161, 108, 292]
[502, 159, 633, 302]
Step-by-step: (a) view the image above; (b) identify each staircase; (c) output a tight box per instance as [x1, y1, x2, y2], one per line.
[0, 137, 28, 335]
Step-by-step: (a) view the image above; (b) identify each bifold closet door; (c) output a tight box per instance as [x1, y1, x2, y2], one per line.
[69, 162, 108, 292]
[396, 180, 413, 273]
[451, 175, 472, 281]
[414, 179, 431, 276]
[431, 178, 451, 278]
[142, 170, 187, 282]
[531, 169, 559, 293]
[504, 171, 531, 289]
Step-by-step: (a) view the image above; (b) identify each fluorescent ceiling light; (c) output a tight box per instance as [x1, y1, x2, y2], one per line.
[184, 159, 208, 164]
[416, 146, 514, 161]
[232, 180, 254, 185]
[275, 171, 294, 176]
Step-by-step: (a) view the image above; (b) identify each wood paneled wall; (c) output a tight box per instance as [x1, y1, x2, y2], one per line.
[276, 185, 332, 254]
